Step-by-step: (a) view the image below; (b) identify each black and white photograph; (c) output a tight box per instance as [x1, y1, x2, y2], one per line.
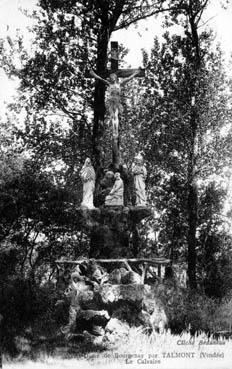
[1, 1, 232, 368]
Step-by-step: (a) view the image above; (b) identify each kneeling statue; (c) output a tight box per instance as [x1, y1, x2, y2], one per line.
[105, 172, 124, 206]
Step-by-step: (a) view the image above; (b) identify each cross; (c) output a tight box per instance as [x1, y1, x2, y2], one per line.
[109, 41, 145, 78]
[88, 41, 145, 169]
[87, 41, 145, 78]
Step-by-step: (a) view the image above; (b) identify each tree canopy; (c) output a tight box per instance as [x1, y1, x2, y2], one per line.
[1, 0, 232, 351]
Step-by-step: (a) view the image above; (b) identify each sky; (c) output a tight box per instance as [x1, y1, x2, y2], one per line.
[0, 0, 36, 111]
[0, 0, 232, 110]
[114, 1, 232, 66]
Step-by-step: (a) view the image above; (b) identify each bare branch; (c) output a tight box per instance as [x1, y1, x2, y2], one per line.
[114, 5, 184, 31]
[52, 95, 82, 118]
[195, 0, 210, 25]
[197, 14, 217, 29]
[109, 0, 126, 32]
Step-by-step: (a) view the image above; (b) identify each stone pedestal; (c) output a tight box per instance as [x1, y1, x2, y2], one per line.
[57, 281, 170, 342]
[74, 206, 152, 258]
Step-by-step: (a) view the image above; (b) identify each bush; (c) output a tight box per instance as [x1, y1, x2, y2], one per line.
[161, 287, 232, 335]
[212, 294, 232, 332]
[153, 283, 222, 334]
[0, 277, 63, 355]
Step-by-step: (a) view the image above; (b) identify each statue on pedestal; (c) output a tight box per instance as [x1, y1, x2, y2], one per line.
[80, 158, 95, 209]
[105, 172, 124, 206]
[132, 154, 147, 206]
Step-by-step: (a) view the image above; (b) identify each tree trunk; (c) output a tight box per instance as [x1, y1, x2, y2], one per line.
[187, 177, 198, 289]
[187, 106, 198, 289]
[186, 0, 205, 289]
[112, 134, 120, 171]
[92, 26, 109, 179]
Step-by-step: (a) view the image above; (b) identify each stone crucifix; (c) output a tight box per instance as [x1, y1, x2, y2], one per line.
[90, 41, 145, 169]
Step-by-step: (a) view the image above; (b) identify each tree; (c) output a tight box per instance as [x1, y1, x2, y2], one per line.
[0, 0, 194, 264]
[119, 1, 232, 288]
[1, 0, 231, 284]
[197, 183, 232, 298]
[0, 119, 24, 187]
[1, 1, 189, 181]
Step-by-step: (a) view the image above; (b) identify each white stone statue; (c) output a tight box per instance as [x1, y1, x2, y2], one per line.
[90, 69, 140, 139]
[80, 158, 95, 209]
[132, 153, 147, 206]
[105, 172, 124, 206]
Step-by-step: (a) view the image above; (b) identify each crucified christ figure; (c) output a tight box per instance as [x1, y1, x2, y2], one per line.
[90, 69, 140, 138]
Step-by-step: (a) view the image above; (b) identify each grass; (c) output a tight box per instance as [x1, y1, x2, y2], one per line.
[3, 329, 232, 369]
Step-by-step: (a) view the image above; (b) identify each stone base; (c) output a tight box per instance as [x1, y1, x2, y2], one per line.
[76, 205, 152, 258]
[75, 205, 152, 231]
[58, 283, 169, 342]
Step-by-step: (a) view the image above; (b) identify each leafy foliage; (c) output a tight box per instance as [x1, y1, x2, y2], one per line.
[1, 0, 232, 354]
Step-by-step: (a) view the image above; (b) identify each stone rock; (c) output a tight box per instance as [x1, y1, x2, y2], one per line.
[86, 260, 109, 285]
[108, 268, 124, 284]
[79, 309, 110, 323]
[108, 268, 141, 285]
[99, 284, 168, 333]
[57, 263, 187, 342]
[99, 284, 150, 305]
[105, 318, 130, 336]
[121, 271, 142, 284]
